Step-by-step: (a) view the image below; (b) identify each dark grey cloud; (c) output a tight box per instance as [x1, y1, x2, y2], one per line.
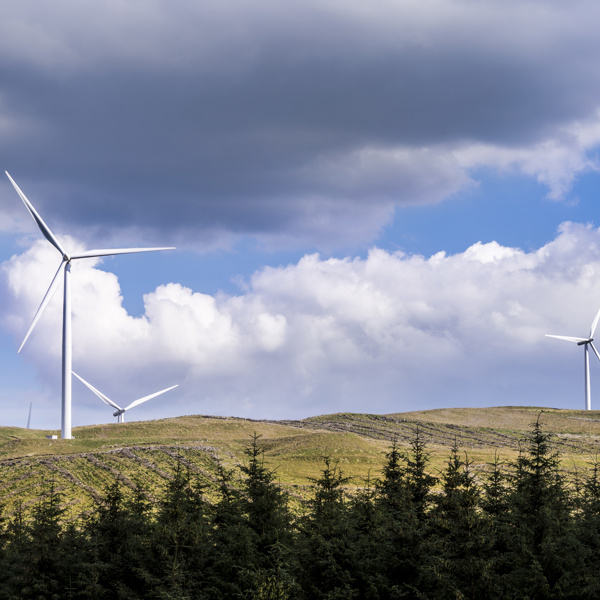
[2, 0, 600, 248]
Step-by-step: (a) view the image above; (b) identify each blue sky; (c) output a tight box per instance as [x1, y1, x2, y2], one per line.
[3, 0, 600, 430]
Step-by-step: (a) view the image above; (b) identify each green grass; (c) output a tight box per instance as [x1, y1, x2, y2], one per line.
[2, 406, 600, 519]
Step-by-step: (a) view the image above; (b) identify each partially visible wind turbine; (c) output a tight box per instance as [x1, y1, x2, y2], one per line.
[7, 171, 175, 439]
[26, 402, 32, 429]
[546, 306, 600, 411]
[73, 372, 178, 423]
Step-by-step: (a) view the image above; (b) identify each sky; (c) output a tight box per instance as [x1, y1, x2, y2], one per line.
[3, 0, 600, 429]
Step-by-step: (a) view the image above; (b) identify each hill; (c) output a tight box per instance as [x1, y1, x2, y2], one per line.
[2, 406, 600, 519]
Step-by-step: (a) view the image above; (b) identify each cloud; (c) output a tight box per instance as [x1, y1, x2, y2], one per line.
[3, 222, 600, 421]
[1, 1, 600, 248]
[455, 111, 600, 200]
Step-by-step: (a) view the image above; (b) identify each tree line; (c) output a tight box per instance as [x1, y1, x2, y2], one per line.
[1, 418, 600, 599]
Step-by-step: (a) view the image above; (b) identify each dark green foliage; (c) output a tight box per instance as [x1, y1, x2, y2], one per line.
[85, 476, 157, 599]
[295, 456, 357, 599]
[152, 459, 211, 598]
[370, 437, 429, 598]
[4, 423, 600, 599]
[424, 442, 493, 599]
[576, 459, 600, 596]
[404, 427, 437, 520]
[0, 477, 82, 599]
[482, 452, 509, 517]
[503, 416, 588, 599]
[203, 461, 255, 598]
[239, 433, 292, 562]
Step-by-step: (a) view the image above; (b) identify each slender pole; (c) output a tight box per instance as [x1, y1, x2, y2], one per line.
[119, 413, 124, 423]
[585, 343, 591, 411]
[62, 262, 72, 439]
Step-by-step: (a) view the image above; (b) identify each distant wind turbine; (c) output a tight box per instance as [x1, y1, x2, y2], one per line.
[73, 372, 178, 423]
[6, 171, 175, 439]
[546, 306, 600, 411]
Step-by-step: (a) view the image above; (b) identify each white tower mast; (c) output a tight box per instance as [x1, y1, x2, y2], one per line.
[7, 172, 175, 438]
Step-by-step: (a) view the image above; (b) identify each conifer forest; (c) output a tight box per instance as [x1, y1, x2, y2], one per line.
[2, 420, 600, 599]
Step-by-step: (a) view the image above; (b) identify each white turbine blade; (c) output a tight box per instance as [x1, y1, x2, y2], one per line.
[72, 372, 123, 411]
[545, 334, 588, 343]
[18, 259, 66, 353]
[70, 247, 175, 260]
[590, 306, 600, 339]
[5, 172, 67, 257]
[590, 342, 600, 364]
[124, 384, 178, 412]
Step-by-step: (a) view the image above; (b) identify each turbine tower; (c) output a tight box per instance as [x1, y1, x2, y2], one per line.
[73, 372, 178, 423]
[6, 172, 175, 439]
[546, 306, 600, 411]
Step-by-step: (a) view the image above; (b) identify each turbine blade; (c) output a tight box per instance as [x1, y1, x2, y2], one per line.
[124, 384, 178, 412]
[590, 306, 600, 338]
[18, 260, 65, 353]
[72, 372, 123, 411]
[70, 247, 175, 260]
[590, 342, 600, 364]
[545, 335, 588, 343]
[5, 172, 67, 257]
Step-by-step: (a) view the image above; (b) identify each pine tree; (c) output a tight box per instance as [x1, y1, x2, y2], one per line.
[2, 477, 73, 599]
[204, 462, 255, 599]
[371, 436, 429, 597]
[573, 458, 600, 597]
[504, 415, 586, 598]
[240, 433, 291, 560]
[153, 458, 211, 599]
[405, 427, 436, 520]
[376, 439, 408, 513]
[295, 456, 357, 600]
[237, 433, 297, 598]
[346, 474, 384, 599]
[86, 476, 157, 599]
[424, 441, 491, 599]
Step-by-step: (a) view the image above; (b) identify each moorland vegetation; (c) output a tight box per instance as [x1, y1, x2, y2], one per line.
[1, 416, 600, 599]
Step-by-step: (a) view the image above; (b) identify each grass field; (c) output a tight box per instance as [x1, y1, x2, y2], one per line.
[2, 406, 600, 519]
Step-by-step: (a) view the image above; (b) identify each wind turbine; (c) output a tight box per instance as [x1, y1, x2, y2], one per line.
[6, 171, 175, 439]
[73, 372, 177, 423]
[26, 402, 32, 429]
[546, 306, 600, 411]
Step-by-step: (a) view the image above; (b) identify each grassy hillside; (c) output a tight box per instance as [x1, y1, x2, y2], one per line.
[2, 406, 600, 519]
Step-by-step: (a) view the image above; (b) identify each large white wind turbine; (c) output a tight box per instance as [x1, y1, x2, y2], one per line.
[73, 372, 178, 423]
[546, 306, 600, 411]
[6, 171, 175, 439]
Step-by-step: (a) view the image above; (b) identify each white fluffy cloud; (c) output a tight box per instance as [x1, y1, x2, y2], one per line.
[3, 222, 600, 421]
[455, 111, 600, 201]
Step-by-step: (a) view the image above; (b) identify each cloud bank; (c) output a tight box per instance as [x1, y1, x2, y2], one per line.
[1, 1, 600, 248]
[3, 222, 600, 421]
